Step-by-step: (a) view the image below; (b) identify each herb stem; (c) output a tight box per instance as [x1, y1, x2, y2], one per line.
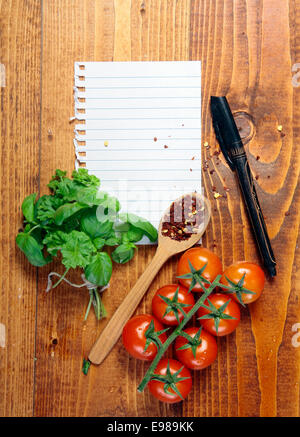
[84, 290, 94, 321]
[28, 224, 40, 235]
[51, 267, 70, 289]
[137, 275, 222, 393]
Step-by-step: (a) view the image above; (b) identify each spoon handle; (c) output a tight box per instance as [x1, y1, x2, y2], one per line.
[88, 245, 170, 365]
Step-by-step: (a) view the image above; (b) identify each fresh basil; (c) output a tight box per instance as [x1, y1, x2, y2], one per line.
[85, 252, 112, 286]
[111, 242, 136, 264]
[16, 232, 51, 267]
[16, 168, 157, 321]
[22, 193, 37, 223]
[119, 212, 158, 242]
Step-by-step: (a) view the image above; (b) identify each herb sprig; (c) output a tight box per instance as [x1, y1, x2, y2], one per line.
[16, 169, 158, 320]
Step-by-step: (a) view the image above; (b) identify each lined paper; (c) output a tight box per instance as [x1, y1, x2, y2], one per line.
[74, 61, 201, 242]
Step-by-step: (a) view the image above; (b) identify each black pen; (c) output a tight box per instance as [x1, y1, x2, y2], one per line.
[210, 96, 276, 277]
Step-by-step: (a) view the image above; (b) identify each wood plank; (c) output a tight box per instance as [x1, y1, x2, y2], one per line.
[29, 0, 300, 417]
[34, 0, 192, 417]
[187, 0, 300, 417]
[0, 0, 41, 417]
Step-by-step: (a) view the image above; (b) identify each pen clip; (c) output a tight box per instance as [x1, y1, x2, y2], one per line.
[212, 119, 235, 171]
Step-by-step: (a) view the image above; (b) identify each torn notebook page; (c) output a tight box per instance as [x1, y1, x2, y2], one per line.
[74, 61, 201, 243]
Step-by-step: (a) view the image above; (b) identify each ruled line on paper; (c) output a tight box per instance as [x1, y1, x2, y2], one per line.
[74, 61, 201, 244]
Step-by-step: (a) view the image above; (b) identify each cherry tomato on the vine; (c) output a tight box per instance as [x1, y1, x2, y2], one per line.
[175, 327, 217, 370]
[122, 314, 168, 361]
[220, 261, 265, 305]
[152, 284, 195, 326]
[177, 247, 223, 292]
[197, 293, 240, 336]
[148, 358, 192, 403]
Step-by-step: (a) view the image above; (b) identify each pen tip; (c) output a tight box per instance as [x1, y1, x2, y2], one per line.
[267, 265, 277, 278]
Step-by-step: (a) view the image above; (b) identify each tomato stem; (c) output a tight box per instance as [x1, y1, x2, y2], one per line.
[137, 274, 222, 393]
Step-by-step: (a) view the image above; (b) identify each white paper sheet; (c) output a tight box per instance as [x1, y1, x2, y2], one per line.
[74, 61, 201, 242]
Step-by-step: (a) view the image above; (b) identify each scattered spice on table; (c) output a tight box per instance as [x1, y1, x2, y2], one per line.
[161, 194, 205, 241]
[164, 145, 168, 148]
[154, 137, 157, 142]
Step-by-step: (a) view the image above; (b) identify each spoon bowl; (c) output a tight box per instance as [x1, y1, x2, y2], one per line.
[157, 192, 211, 254]
[89, 193, 211, 365]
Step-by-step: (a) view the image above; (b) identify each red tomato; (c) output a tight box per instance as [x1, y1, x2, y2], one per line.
[177, 247, 223, 292]
[122, 314, 167, 361]
[152, 284, 195, 326]
[220, 261, 265, 304]
[197, 293, 240, 336]
[148, 358, 192, 403]
[175, 327, 217, 370]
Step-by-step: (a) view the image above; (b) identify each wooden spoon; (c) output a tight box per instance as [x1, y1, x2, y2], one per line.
[88, 193, 211, 365]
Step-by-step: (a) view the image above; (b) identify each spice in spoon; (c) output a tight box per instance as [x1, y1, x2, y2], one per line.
[161, 194, 205, 241]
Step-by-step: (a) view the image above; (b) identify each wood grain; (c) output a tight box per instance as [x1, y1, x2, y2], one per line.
[1, 0, 299, 417]
[0, 0, 41, 417]
[189, 0, 300, 417]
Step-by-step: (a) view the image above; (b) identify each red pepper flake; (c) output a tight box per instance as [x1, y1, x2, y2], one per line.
[191, 156, 195, 160]
[209, 169, 215, 175]
[154, 137, 157, 142]
[256, 155, 260, 161]
[267, 175, 271, 179]
[212, 186, 217, 192]
[190, 168, 193, 172]
[285, 211, 290, 216]
[255, 175, 259, 180]
[213, 150, 221, 156]
[161, 194, 205, 241]
[164, 145, 168, 148]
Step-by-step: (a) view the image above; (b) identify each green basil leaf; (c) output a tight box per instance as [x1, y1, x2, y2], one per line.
[72, 168, 100, 187]
[119, 212, 158, 242]
[60, 230, 95, 269]
[43, 230, 67, 256]
[80, 208, 113, 239]
[105, 235, 122, 246]
[111, 242, 136, 264]
[92, 237, 106, 250]
[35, 194, 64, 222]
[85, 252, 112, 286]
[54, 202, 88, 226]
[22, 193, 37, 223]
[126, 225, 144, 242]
[16, 232, 51, 267]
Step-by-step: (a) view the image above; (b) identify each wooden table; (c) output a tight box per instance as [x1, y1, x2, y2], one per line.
[1, 0, 299, 418]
